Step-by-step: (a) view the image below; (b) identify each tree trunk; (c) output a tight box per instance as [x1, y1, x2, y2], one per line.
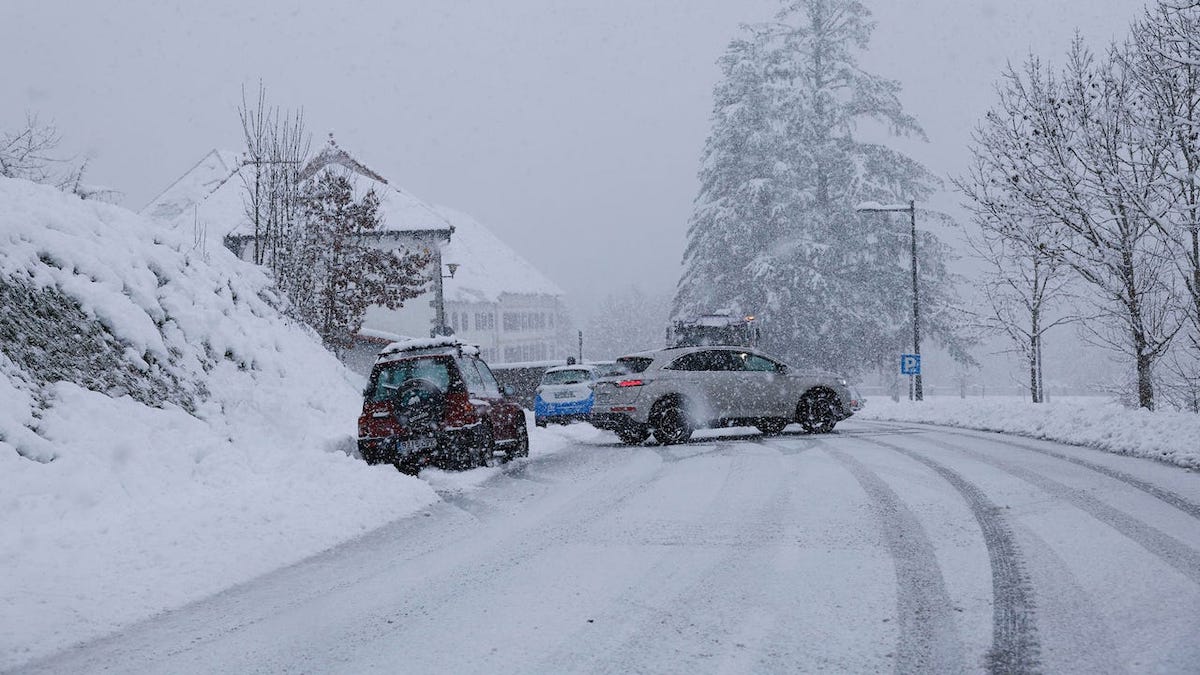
[1037, 338, 1047, 403]
[1136, 351, 1155, 410]
[1030, 307, 1041, 403]
[1029, 343, 1040, 403]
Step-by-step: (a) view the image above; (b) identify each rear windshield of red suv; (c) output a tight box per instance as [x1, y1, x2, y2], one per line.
[367, 356, 453, 402]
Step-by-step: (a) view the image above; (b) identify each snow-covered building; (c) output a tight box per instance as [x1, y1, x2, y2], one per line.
[142, 138, 569, 367]
[435, 205, 568, 364]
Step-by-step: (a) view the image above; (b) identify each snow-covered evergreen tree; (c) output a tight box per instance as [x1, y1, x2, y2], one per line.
[675, 0, 968, 374]
[674, 27, 787, 319]
[287, 171, 430, 353]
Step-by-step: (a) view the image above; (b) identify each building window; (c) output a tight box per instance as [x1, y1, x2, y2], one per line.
[502, 311, 556, 333]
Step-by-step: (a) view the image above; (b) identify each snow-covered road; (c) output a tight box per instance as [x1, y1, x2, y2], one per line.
[16, 420, 1200, 674]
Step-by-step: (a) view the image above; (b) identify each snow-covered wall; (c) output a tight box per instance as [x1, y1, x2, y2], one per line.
[0, 177, 437, 669]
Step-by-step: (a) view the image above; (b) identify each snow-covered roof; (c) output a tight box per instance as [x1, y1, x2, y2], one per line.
[143, 143, 563, 303]
[142, 140, 454, 239]
[141, 149, 243, 225]
[268, 137, 452, 238]
[436, 205, 564, 303]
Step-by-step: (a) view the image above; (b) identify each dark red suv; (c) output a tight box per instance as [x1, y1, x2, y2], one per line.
[357, 338, 529, 474]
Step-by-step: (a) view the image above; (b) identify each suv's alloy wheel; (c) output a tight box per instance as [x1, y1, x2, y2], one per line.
[651, 401, 693, 445]
[798, 390, 838, 434]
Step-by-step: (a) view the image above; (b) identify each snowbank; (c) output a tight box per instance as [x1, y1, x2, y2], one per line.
[0, 178, 438, 669]
[858, 396, 1200, 469]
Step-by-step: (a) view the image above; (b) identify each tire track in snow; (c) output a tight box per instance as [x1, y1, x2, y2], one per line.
[535, 442, 801, 673]
[827, 449, 968, 674]
[861, 436, 1042, 674]
[868, 421, 1200, 521]
[919, 434, 1200, 587]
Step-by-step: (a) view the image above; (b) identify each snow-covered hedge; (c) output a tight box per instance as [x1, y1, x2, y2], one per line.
[858, 396, 1200, 469]
[0, 178, 438, 669]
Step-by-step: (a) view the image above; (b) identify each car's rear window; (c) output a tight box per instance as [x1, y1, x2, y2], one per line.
[594, 363, 629, 378]
[541, 369, 591, 385]
[616, 357, 653, 374]
[367, 357, 452, 402]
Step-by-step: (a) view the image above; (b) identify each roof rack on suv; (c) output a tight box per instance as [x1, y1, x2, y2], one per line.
[377, 336, 480, 361]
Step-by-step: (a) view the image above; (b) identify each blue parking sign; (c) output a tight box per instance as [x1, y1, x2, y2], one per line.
[900, 354, 921, 375]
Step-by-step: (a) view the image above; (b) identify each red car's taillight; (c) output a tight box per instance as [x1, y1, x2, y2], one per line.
[617, 379, 645, 387]
[443, 390, 477, 427]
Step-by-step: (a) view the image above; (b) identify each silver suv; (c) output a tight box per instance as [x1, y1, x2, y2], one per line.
[590, 346, 854, 445]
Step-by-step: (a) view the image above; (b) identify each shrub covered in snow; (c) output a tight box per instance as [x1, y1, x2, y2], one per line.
[0, 177, 437, 669]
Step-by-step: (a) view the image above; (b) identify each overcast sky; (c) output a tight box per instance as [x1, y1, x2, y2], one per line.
[2, 0, 1146, 314]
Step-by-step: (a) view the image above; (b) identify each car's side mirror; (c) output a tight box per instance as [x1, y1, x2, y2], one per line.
[501, 384, 517, 397]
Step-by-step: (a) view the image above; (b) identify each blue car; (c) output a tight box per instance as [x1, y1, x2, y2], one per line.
[534, 363, 627, 427]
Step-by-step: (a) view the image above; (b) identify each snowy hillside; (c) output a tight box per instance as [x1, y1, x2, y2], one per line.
[0, 177, 438, 669]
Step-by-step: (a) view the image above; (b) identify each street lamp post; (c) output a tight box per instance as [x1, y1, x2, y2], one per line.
[431, 252, 460, 337]
[855, 199, 922, 401]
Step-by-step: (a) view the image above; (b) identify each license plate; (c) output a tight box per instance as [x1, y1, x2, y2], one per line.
[398, 436, 437, 454]
[554, 391, 577, 399]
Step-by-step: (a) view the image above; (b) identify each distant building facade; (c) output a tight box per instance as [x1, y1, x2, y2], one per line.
[433, 206, 568, 364]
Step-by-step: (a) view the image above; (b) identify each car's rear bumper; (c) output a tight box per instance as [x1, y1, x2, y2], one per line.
[358, 427, 481, 467]
[536, 412, 592, 425]
[534, 397, 594, 418]
[358, 434, 436, 466]
[589, 412, 644, 432]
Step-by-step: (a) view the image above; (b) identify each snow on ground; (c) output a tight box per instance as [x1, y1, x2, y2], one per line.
[0, 178, 439, 670]
[858, 395, 1200, 469]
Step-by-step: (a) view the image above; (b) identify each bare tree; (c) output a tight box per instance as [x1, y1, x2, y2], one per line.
[1120, 3, 1200, 409]
[237, 82, 310, 274]
[1, 114, 85, 190]
[971, 42, 1184, 409]
[958, 151, 1080, 402]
